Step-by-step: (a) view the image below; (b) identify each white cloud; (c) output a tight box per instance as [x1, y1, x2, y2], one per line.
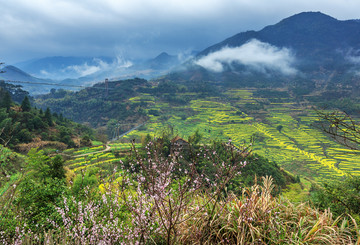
[348, 55, 360, 64]
[2, 0, 360, 63]
[346, 53, 360, 76]
[195, 39, 297, 75]
[66, 63, 101, 77]
[64, 57, 133, 77]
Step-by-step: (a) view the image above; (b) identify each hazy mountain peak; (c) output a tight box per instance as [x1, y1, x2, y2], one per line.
[279, 11, 338, 24]
[4, 65, 32, 77]
[198, 11, 360, 59]
[156, 52, 171, 58]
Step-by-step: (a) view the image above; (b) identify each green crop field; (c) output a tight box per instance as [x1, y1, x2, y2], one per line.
[124, 89, 360, 182]
[63, 89, 359, 182]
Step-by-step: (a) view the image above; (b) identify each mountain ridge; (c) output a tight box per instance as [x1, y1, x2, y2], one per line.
[198, 11, 360, 60]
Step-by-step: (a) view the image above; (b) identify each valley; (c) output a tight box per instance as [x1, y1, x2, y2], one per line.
[1, 10, 360, 244]
[57, 86, 359, 182]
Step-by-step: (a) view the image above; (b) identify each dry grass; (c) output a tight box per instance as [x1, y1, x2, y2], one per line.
[5, 177, 360, 244]
[178, 176, 359, 245]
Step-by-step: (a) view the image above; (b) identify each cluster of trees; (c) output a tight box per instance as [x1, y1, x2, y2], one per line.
[34, 79, 221, 129]
[1, 149, 69, 235]
[35, 79, 149, 127]
[0, 86, 93, 149]
[0, 81, 29, 104]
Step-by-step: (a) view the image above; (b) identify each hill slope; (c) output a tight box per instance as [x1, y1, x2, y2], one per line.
[0, 66, 58, 95]
[167, 12, 360, 94]
[199, 12, 360, 66]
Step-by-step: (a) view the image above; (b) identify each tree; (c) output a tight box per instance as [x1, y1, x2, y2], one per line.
[20, 96, 31, 112]
[14, 149, 67, 231]
[311, 176, 360, 221]
[276, 125, 283, 133]
[44, 107, 53, 126]
[80, 135, 92, 147]
[49, 155, 66, 179]
[1, 91, 12, 112]
[318, 110, 360, 151]
[188, 129, 202, 146]
[0, 109, 19, 146]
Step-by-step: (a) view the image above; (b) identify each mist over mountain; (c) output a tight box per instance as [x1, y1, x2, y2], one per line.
[3, 12, 360, 95]
[6, 52, 188, 94]
[14, 52, 189, 81]
[15, 56, 117, 80]
[0, 65, 57, 94]
[198, 12, 360, 65]
[169, 12, 360, 90]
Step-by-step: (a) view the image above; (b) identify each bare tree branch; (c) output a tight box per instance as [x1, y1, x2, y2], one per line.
[317, 110, 360, 151]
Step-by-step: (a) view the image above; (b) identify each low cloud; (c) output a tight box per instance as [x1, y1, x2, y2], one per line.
[347, 55, 360, 64]
[65, 57, 132, 77]
[37, 57, 133, 79]
[345, 51, 360, 76]
[66, 62, 102, 77]
[195, 39, 297, 75]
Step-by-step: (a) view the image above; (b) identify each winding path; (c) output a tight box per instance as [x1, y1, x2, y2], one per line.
[70, 123, 145, 158]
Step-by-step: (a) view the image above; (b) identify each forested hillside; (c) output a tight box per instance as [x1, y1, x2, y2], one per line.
[0, 84, 93, 151]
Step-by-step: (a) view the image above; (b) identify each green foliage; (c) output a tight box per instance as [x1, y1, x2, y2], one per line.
[0, 81, 29, 103]
[71, 168, 99, 197]
[196, 141, 292, 194]
[80, 135, 92, 147]
[35, 78, 149, 127]
[44, 107, 53, 126]
[188, 129, 202, 146]
[14, 149, 67, 232]
[20, 96, 31, 112]
[311, 176, 360, 221]
[0, 94, 92, 149]
[15, 177, 66, 231]
[233, 153, 288, 193]
[26, 149, 51, 180]
[0, 90, 12, 111]
[0, 145, 23, 185]
[49, 155, 66, 179]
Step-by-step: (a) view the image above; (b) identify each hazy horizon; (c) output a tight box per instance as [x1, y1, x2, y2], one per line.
[1, 0, 360, 65]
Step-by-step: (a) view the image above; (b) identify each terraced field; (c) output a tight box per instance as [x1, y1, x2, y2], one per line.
[124, 89, 359, 181]
[65, 143, 140, 173]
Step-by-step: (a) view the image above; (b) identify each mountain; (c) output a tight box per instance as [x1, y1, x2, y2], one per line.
[198, 12, 360, 65]
[15, 52, 185, 81]
[13, 53, 185, 91]
[146, 52, 179, 70]
[168, 12, 360, 92]
[1, 65, 37, 81]
[15, 56, 115, 80]
[0, 65, 58, 95]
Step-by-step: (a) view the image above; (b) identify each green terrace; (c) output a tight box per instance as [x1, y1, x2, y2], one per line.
[123, 88, 360, 182]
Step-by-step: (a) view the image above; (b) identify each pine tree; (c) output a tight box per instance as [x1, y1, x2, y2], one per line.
[21, 96, 31, 112]
[44, 107, 53, 126]
[0, 90, 12, 111]
[4, 91, 12, 111]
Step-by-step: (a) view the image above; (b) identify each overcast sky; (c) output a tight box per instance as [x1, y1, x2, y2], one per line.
[1, 0, 360, 64]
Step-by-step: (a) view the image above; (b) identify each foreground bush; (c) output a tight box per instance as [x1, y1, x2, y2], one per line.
[2, 178, 359, 244]
[1, 141, 359, 244]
